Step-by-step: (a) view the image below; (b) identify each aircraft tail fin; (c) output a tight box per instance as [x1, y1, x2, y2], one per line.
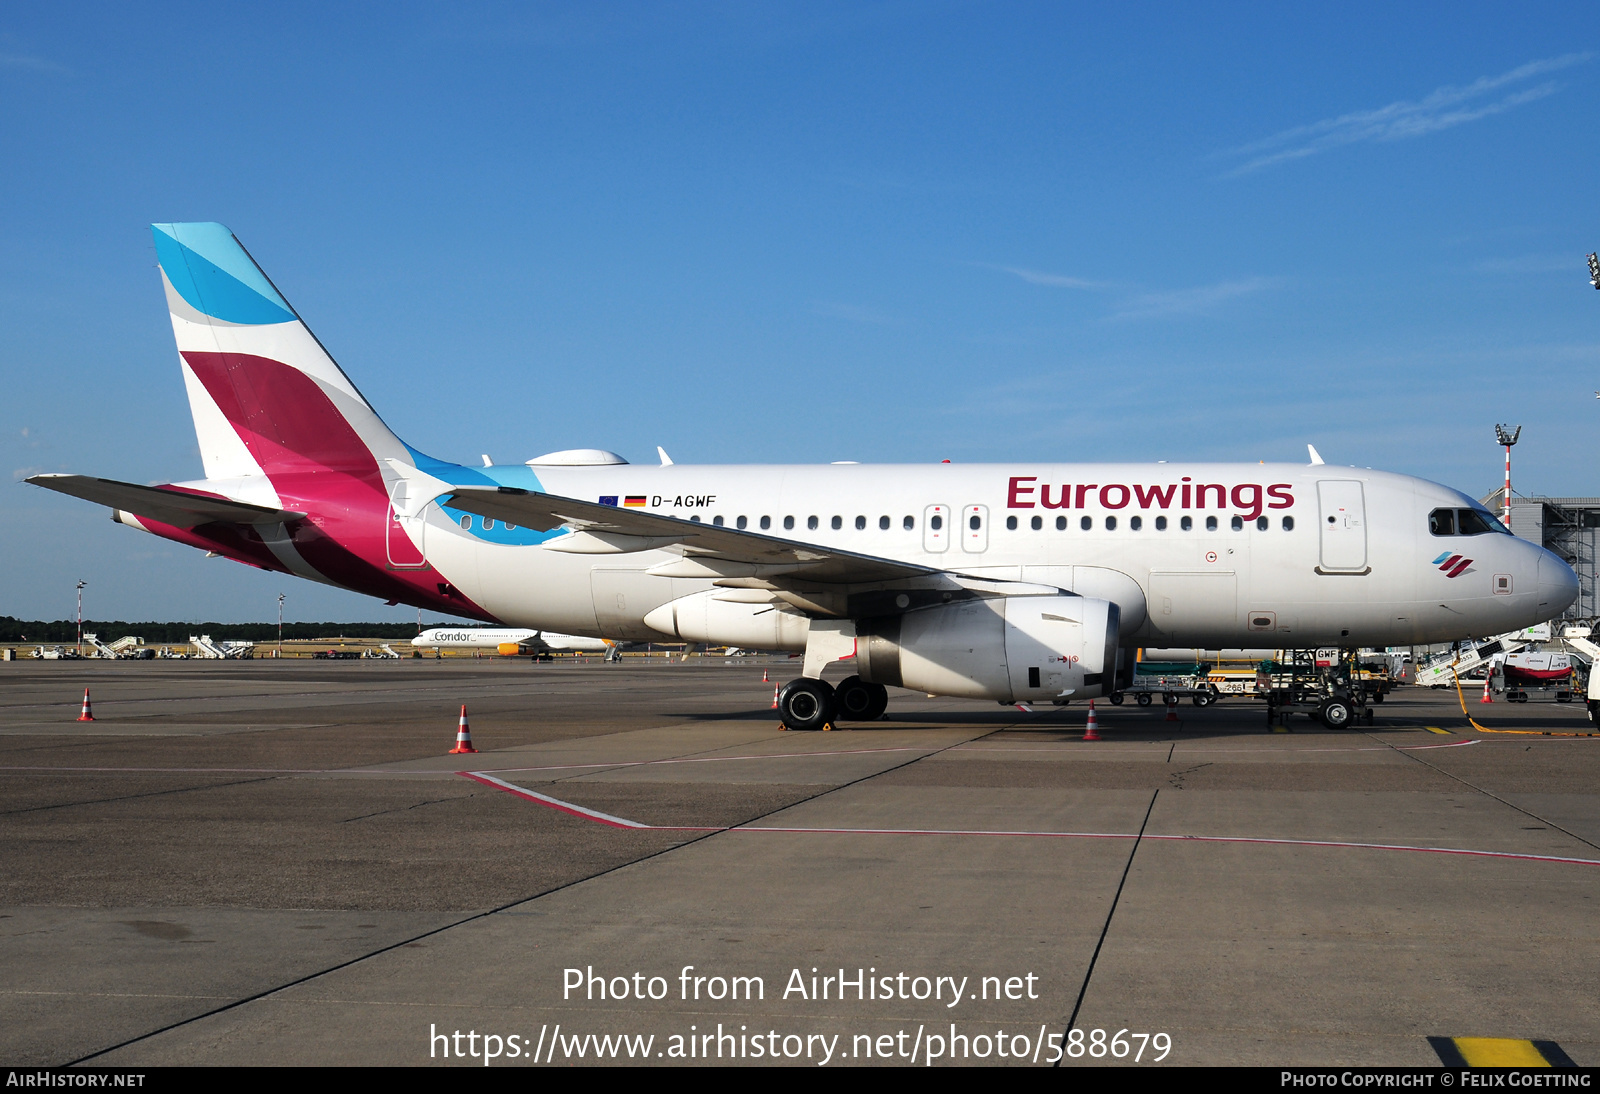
[152, 223, 412, 483]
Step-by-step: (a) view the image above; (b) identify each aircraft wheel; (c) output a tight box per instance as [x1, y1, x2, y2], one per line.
[1108, 693, 1125, 706]
[834, 675, 874, 720]
[1136, 693, 1152, 707]
[862, 682, 889, 721]
[1371, 691, 1384, 703]
[778, 678, 835, 731]
[1319, 698, 1353, 729]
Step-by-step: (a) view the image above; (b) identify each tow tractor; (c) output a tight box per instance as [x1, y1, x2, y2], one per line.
[1259, 649, 1382, 729]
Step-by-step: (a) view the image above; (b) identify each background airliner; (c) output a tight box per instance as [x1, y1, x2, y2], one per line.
[411, 627, 615, 657]
[28, 224, 1580, 729]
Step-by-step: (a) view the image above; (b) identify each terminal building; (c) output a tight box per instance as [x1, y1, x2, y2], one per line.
[1485, 488, 1600, 623]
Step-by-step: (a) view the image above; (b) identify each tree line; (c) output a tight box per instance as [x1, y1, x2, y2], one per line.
[0, 617, 459, 643]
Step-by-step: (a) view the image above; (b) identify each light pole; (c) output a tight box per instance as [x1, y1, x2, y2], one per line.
[277, 594, 285, 657]
[1494, 424, 1520, 526]
[75, 580, 86, 657]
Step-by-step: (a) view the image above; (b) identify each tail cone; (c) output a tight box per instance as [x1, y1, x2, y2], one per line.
[449, 704, 478, 754]
[77, 688, 94, 722]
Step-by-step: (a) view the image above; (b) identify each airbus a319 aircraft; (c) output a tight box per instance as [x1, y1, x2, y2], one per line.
[30, 224, 1580, 729]
[410, 627, 616, 658]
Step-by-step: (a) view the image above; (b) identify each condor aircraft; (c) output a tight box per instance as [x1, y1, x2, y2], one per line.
[29, 224, 1580, 729]
[411, 627, 615, 657]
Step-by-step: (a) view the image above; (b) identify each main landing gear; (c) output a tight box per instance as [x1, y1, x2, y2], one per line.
[777, 675, 888, 730]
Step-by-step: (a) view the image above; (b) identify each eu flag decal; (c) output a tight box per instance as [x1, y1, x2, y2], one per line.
[599, 496, 618, 507]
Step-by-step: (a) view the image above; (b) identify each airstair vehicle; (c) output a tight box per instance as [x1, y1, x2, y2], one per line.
[188, 635, 254, 659]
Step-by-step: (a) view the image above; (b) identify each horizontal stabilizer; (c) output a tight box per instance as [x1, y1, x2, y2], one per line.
[27, 474, 306, 527]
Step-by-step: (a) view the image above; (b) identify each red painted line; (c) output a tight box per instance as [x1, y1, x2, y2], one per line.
[464, 773, 1600, 868]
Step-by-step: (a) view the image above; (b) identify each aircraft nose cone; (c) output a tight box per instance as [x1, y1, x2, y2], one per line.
[1538, 553, 1580, 618]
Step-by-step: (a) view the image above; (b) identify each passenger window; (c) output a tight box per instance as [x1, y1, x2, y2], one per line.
[1181, 516, 1193, 531]
[808, 516, 818, 530]
[855, 515, 866, 530]
[1429, 508, 1456, 536]
[1282, 516, 1294, 531]
[1155, 515, 1167, 531]
[760, 516, 771, 530]
[1130, 516, 1142, 531]
[1056, 516, 1067, 530]
[506, 524, 516, 531]
[1230, 516, 1243, 531]
[1105, 516, 1117, 530]
[459, 515, 471, 529]
[931, 515, 943, 531]
[713, 516, 724, 527]
[1006, 515, 1018, 531]
[1206, 516, 1218, 532]
[969, 514, 982, 530]
[1256, 517, 1268, 531]
[831, 516, 842, 530]
[736, 516, 748, 529]
[1080, 515, 1092, 531]
[484, 518, 496, 530]
[1031, 515, 1042, 531]
[879, 515, 890, 530]
[690, 515, 702, 523]
[903, 515, 914, 530]
[783, 516, 794, 531]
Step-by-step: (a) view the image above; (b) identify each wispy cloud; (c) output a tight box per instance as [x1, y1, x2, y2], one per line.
[1220, 53, 1592, 176]
[979, 263, 1112, 290]
[0, 52, 71, 75]
[1108, 277, 1278, 320]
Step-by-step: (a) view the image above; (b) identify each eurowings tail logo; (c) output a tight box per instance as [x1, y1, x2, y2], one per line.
[1433, 552, 1475, 578]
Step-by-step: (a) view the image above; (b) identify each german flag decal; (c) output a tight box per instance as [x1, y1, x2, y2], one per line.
[623, 496, 648, 508]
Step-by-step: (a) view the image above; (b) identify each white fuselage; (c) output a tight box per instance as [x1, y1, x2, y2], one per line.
[415, 461, 1575, 651]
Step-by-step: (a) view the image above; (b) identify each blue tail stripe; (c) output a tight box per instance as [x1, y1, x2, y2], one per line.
[152, 223, 295, 326]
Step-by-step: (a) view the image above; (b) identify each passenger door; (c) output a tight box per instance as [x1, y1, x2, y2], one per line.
[1317, 480, 1368, 572]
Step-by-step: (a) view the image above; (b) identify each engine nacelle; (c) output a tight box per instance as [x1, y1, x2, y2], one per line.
[642, 589, 810, 651]
[856, 595, 1120, 703]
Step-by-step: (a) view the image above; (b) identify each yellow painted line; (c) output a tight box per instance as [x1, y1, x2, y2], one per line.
[1453, 1038, 1552, 1067]
[1424, 726, 1451, 735]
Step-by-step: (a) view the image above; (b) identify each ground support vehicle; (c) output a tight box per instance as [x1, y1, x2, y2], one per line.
[1102, 669, 1221, 707]
[1259, 650, 1379, 729]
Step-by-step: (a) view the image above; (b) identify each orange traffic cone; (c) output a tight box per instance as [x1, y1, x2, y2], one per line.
[762, 669, 769, 683]
[1165, 696, 1178, 722]
[1480, 677, 1493, 704]
[76, 688, 94, 722]
[1083, 700, 1101, 741]
[770, 683, 780, 710]
[449, 705, 478, 754]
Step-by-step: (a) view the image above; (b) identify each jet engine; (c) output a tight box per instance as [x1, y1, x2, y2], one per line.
[854, 595, 1120, 703]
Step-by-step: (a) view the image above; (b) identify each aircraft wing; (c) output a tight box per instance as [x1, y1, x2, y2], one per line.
[27, 474, 307, 527]
[444, 485, 944, 586]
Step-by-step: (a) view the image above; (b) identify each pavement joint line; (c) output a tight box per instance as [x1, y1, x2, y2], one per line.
[64, 719, 1009, 1067]
[0, 775, 285, 817]
[1056, 789, 1160, 1067]
[1366, 730, 1600, 854]
[457, 775, 1600, 867]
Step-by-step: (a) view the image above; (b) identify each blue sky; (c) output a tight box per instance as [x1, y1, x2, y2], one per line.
[4, 3, 1598, 623]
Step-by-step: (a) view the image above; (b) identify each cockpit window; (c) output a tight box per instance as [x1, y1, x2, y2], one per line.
[1433, 506, 1512, 536]
[1458, 508, 1509, 536]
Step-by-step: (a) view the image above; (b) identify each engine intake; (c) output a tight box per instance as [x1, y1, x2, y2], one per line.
[856, 595, 1120, 703]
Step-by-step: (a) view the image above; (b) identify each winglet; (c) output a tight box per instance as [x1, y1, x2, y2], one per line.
[1307, 444, 1325, 466]
[657, 446, 674, 466]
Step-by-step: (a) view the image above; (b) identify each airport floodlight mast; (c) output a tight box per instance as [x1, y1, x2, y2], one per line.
[277, 594, 285, 656]
[75, 580, 86, 656]
[1495, 424, 1521, 525]
[1588, 252, 1599, 290]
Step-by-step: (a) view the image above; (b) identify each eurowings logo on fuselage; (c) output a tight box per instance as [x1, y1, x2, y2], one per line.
[1433, 552, 1475, 578]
